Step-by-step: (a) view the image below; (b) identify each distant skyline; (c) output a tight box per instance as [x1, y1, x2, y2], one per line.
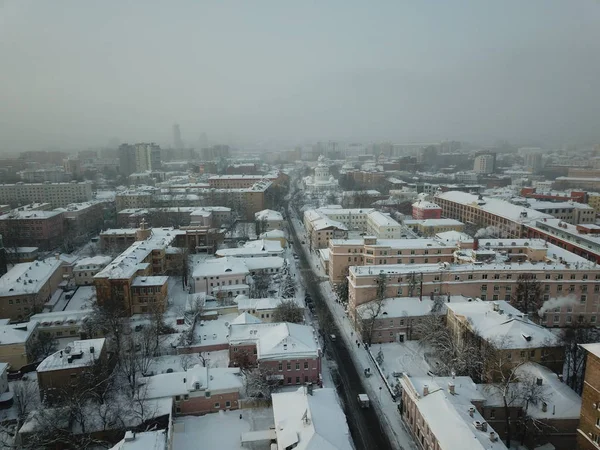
[1, 1, 600, 152]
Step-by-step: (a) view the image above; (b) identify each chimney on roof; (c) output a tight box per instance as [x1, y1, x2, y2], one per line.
[448, 382, 455, 395]
[423, 384, 429, 396]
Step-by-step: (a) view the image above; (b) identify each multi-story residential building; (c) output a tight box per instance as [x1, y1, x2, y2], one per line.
[30, 309, 94, 340]
[118, 143, 161, 177]
[0, 259, 65, 321]
[229, 322, 321, 386]
[116, 206, 232, 228]
[554, 176, 600, 190]
[403, 218, 465, 237]
[54, 200, 107, 243]
[192, 256, 284, 297]
[578, 343, 600, 449]
[36, 338, 107, 400]
[6, 247, 39, 264]
[519, 199, 595, 224]
[400, 374, 508, 450]
[473, 152, 496, 174]
[587, 192, 600, 215]
[142, 366, 243, 416]
[73, 256, 113, 286]
[304, 207, 404, 249]
[520, 187, 586, 203]
[346, 239, 600, 328]
[327, 236, 457, 284]
[208, 172, 287, 189]
[412, 200, 442, 220]
[0, 181, 93, 208]
[93, 226, 175, 316]
[271, 386, 353, 450]
[115, 189, 155, 211]
[19, 168, 68, 183]
[445, 300, 564, 378]
[527, 219, 600, 264]
[255, 209, 284, 231]
[0, 321, 39, 370]
[0, 210, 65, 250]
[435, 191, 552, 238]
[99, 228, 139, 252]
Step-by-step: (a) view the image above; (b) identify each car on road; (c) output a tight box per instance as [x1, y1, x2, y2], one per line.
[357, 394, 370, 408]
[293, 254, 299, 259]
[329, 334, 337, 341]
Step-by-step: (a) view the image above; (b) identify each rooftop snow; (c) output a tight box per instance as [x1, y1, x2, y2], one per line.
[0, 321, 38, 346]
[271, 387, 353, 450]
[435, 191, 553, 223]
[131, 276, 169, 287]
[255, 209, 284, 221]
[215, 239, 283, 258]
[356, 295, 472, 319]
[74, 255, 113, 268]
[109, 430, 167, 450]
[0, 259, 63, 296]
[446, 300, 560, 349]
[36, 338, 106, 372]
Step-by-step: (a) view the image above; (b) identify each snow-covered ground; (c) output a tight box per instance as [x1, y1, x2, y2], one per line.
[288, 206, 418, 450]
[172, 408, 273, 450]
[146, 350, 230, 375]
[376, 341, 432, 380]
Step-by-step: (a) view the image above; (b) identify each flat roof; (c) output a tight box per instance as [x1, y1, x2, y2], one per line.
[0, 259, 63, 296]
[36, 338, 106, 372]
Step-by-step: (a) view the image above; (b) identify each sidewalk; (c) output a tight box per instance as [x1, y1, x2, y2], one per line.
[289, 208, 417, 450]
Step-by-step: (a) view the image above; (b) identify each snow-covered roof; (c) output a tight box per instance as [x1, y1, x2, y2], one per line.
[402, 375, 507, 450]
[255, 209, 284, 221]
[367, 210, 401, 227]
[0, 321, 38, 346]
[215, 239, 283, 258]
[244, 256, 284, 271]
[231, 312, 262, 325]
[446, 300, 560, 349]
[131, 276, 169, 287]
[329, 237, 450, 249]
[412, 200, 442, 209]
[271, 387, 353, 450]
[581, 343, 600, 359]
[142, 365, 243, 399]
[0, 210, 62, 220]
[192, 257, 250, 278]
[36, 338, 106, 372]
[0, 258, 64, 297]
[260, 229, 286, 239]
[109, 430, 167, 450]
[435, 191, 553, 223]
[229, 323, 319, 360]
[413, 218, 464, 227]
[95, 228, 180, 280]
[435, 230, 474, 244]
[74, 255, 113, 268]
[311, 218, 348, 231]
[479, 362, 581, 420]
[356, 295, 472, 319]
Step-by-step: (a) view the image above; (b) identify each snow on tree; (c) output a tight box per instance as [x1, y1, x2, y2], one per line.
[272, 300, 303, 324]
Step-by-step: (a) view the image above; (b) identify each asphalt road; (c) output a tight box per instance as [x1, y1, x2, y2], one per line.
[286, 205, 394, 450]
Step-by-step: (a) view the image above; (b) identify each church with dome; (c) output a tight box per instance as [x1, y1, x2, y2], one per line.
[303, 155, 338, 192]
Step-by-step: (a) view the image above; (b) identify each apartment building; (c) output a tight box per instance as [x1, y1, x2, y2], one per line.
[56, 200, 107, 242]
[578, 343, 600, 449]
[117, 206, 232, 228]
[30, 309, 94, 340]
[522, 199, 595, 224]
[587, 193, 600, 215]
[327, 236, 456, 284]
[228, 322, 321, 387]
[412, 200, 442, 220]
[36, 338, 107, 400]
[118, 143, 161, 177]
[0, 181, 93, 208]
[347, 239, 600, 328]
[435, 191, 552, 238]
[0, 210, 65, 250]
[93, 226, 176, 316]
[527, 219, 600, 264]
[0, 321, 39, 370]
[0, 259, 65, 321]
[403, 218, 465, 237]
[304, 207, 404, 249]
[73, 256, 113, 285]
[446, 300, 564, 378]
[141, 366, 243, 416]
[192, 256, 284, 297]
[400, 374, 508, 450]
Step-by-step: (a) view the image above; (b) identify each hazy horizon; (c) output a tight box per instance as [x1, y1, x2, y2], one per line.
[1, 1, 600, 152]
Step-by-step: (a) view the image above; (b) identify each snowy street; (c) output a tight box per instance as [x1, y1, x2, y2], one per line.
[287, 203, 417, 450]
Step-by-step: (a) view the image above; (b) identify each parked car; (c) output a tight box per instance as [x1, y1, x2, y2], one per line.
[358, 394, 370, 408]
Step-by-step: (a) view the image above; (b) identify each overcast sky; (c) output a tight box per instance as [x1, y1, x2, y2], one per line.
[1, 1, 600, 152]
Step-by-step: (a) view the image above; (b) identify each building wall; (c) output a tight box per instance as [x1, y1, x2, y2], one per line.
[348, 266, 600, 328]
[412, 205, 442, 220]
[0, 342, 32, 370]
[578, 352, 600, 449]
[0, 213, 65, 250]
[193, 272, 248, 296]
[130, 281, 168, 314]
[0, 183, 93, 208]
[74, 263, 109, 286]
[175, 391, 240, 415]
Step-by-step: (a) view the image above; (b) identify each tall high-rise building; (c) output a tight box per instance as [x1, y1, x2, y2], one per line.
[473, 152, 496, 174]
[119, 143, 162, 176]
[173, 124, 183, 149]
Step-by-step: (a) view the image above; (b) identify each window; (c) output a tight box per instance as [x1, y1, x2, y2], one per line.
[566, 315, 572, 323]
[494, 274, 500, 279]
[557, 284, 563, 292]
[482, 274, 488, 279]
[481, 285, 487, 291]
[592, 316, 597, 324]
[490, 409, 496, 419]
[295, 363, 300, 370]
[175, 395, 181, 401]
[570, 274, 576, 280]
[205, 391, 211, 398]
[184, 394, 189, 400]
[545, 274, 551, 280]
[530, 350, 535, 357]
[454, 275, 460, 281]
[581, 295, 587, 304]
[304, 362, 308, 369]
[553, 315, 560, 323]
[506, 274, 512, 280]
[468, 274, 473, 280]
[287, 377, 292, 384]
[214, 402, 220, 408]
[225, 401, 231, 408]
[520, 351, 526, 358]
[287, 362, 291, 371]
[278, 363, 283, 371]
[296, 376, 300, 383]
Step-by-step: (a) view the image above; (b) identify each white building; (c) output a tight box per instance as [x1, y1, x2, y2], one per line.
[73, 256, 113, 286]
[304, 156, 338, 192]
[255, 209, 285, 231]
[473, 153, 496, 174]
[271, 386, 353, 450]
[0, 182, 94, 208]
[215, 239, 283, 258]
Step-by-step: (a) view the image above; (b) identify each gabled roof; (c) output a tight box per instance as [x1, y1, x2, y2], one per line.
[231, 312, 262, 325]
[271, 387, 353, 450]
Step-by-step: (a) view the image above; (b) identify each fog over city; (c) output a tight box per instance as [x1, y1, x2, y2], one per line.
[1, 0, 600, 152]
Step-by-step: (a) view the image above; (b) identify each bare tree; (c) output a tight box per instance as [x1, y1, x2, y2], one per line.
[27, 331, 59, 363]
[272, 300, 303, 324]
[511, 275, 543, 321]
[13, 380, 39, 422]
[243, 367, 281, 401]
[361, 273, 387, 345]
[561, 324, 599, 393]
[250, 272, 270, 298]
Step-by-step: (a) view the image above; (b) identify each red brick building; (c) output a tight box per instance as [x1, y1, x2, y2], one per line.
[412, 200, 442, 220]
